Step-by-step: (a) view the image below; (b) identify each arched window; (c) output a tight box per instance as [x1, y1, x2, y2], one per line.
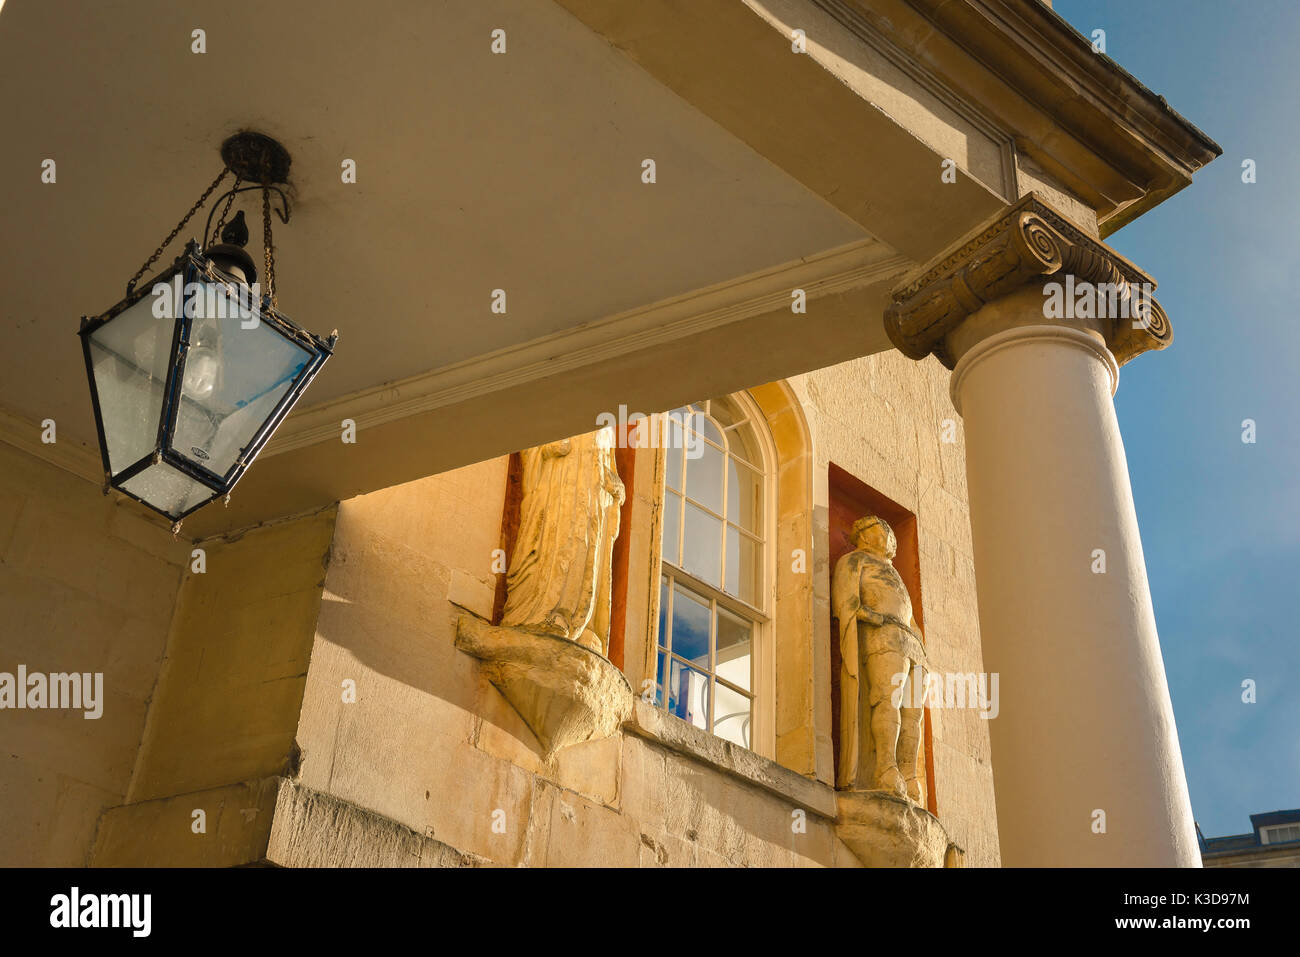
[654, 396, 772, 753]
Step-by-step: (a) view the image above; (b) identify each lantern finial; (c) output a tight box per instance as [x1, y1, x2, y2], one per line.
[220, 209, 249, 247]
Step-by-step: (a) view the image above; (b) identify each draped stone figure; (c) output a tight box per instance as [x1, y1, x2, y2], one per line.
[833, 515, 928, 802]
[501, 427, 626, 658]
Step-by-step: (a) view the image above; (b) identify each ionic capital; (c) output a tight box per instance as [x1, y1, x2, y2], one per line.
[884, 193, 1172, 369]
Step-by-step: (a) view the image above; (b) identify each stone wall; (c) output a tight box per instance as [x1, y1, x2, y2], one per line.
[286, 350, 1000, 867]
[0, 348, 999, 867]
[293, 462, 852, 865]
[124, 509, 336, 804]
[90, 506, 337, 867]
[0, 442, 183, 865]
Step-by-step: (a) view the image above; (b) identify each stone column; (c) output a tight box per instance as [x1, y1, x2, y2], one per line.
[884, 194, 1198, 866]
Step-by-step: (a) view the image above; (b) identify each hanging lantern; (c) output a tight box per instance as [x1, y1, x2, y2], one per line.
[77, 132, 336, 528]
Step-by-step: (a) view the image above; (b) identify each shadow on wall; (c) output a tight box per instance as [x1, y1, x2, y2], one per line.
[299, 453, 835, 866]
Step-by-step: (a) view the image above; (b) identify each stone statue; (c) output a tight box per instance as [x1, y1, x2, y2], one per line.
[833, 515, 928, 802]
[502, 427, 626, 658]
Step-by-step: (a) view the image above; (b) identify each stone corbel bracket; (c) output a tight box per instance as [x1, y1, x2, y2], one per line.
[455, 614, 633, 756]
[884, 193, 1172, 369]
[836, 789, 964, 868]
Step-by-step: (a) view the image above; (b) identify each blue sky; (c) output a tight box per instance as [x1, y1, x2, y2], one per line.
[1052, 0, 1300, 838]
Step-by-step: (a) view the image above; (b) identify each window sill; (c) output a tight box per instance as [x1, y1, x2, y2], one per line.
[626, 700, 837, 819]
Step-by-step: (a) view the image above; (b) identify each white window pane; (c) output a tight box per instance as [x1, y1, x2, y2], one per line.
[727, 456, 761, 533]
[671, 584, 710, 667]
[716, 608, 752, 692]
[1264, 825, 1300, 844]
[661, 490, 680, 563]
[667, 658, 709, 730]
[689, 412, 723, 449]
[713, 682, 752, 749]
[682, 502, 723, 588]
[685, 439, 723, 514]
[725, 526, 761, 604]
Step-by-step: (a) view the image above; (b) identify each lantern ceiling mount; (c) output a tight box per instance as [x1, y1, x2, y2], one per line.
[220, 131, 291, 185]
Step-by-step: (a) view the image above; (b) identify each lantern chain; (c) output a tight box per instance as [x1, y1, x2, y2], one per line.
[262, 186, 278, 309]
[208, 174, 243, 246]
[125, 167, 230, 295]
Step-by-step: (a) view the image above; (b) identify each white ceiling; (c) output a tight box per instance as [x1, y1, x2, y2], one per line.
[0, 0, 868, 450]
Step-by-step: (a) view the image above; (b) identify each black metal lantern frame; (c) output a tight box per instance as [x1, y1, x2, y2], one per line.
[78, 133, 336, 527]
[79, 241, 334, 524]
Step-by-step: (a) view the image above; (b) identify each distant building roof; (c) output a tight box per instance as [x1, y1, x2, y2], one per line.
[1200, 809, 1300, 866]
[1202, 832, 1260, 853]
[1249, 808, 1300, 831]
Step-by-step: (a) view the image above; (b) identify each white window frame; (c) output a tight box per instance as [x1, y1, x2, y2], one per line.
[1260, 823, 1300, 845]
[652, 393, 777, 759]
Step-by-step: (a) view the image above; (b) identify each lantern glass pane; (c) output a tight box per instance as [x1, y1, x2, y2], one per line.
[169, 284, 313, 477]
[86, 293, 177, 474]
[119, 462, 215, 517]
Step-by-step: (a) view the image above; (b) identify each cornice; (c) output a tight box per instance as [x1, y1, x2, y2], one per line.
[884, 193, 1172, 368]
[921, 0, 1221, 165]
[0, 406, 102, 487]
[842, 0, 1220, 235]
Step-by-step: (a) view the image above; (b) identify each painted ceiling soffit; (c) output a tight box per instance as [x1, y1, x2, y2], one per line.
[0, 240, 909, 487]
